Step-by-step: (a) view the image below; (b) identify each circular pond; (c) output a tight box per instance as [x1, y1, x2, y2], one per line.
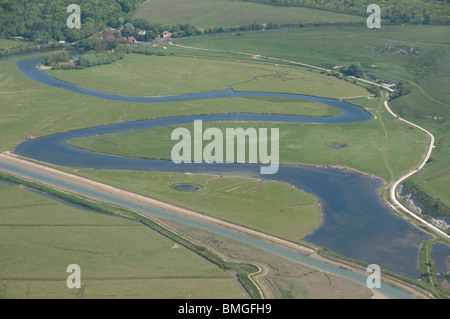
[170, 183, 203, 192]
[329, 141, 346, 148]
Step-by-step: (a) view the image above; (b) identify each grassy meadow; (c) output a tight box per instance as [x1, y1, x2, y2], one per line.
[53, 170, 323, 244]
[133, 0, 363, 28]
[0, 53, 343, 151]
[175, 25, 450, 214]
[48, 52, 369, 99]
[0, 182, 245, 298]
[0, 39, 29, 49]
[1, 22, 448, 298]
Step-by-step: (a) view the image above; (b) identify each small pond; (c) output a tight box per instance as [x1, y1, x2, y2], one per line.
[171, 183, 203, 192]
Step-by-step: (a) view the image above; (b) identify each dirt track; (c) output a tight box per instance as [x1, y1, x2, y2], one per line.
[383, 100, 449, 240]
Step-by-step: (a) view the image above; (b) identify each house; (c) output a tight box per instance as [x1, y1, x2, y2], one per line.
[101, 34, 116, 41]
[161, 31, 172, 38]
[118, 36, 137, 44]
[382, 80, 397, 88]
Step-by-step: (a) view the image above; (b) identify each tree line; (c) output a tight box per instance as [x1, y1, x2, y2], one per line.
[241, 0, 450, 25]
[0, 0, 286, 44]
[2, 0, 448, 47]
[0, 0, 141, 42]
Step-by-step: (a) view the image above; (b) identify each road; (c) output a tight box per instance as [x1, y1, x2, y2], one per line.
[383, 99, 449, 239]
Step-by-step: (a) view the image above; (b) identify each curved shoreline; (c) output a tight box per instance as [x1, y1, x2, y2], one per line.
[170, 45, 449, 240]
[16, 56, 373, 124]
[11, 55, 433, 280]
[0, 152, 424, 299]
[383, 99, 449, 239]
[2, 53, 441, 298]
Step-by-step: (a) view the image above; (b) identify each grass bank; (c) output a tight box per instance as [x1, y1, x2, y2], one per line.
[133, 0, 363, 28]
[52, 169, 323, 245]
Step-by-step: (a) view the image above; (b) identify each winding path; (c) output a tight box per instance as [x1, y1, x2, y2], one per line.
[383, 99, 449, 239]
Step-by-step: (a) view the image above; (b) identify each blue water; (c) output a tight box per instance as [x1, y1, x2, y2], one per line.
[432, 243, 450, 291]
[11, 55, 432, 279]
[432, 243, 450, 274]
[172, 184, 202, 192]
[0, 159, 414, 298]
[15, 57, 373, 123]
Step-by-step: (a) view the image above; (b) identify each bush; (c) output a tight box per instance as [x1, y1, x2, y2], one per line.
[391, 80, 411, 99]
[43, 52, 70, 66]
[367, 85, 381, 97]
[78, 51, 121, 67]
[341, 62, 365, 78]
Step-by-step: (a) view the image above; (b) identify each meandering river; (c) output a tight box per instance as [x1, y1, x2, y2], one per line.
[12, 56, 432, 282]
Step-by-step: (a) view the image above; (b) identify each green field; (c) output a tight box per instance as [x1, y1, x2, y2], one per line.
[175, 25, 450, 215]
[48, 52, 369, 99]
[0, 39, 28, 49]
[175, 25, 450, 82]
[133, 0, 363, 28]
[0, 54, 343, 152]
[51, 170, 323, 244]
[1, 21, 448, 298]
[0, 182, 245, 298]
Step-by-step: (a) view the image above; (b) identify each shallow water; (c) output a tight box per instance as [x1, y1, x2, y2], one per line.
[171, 184, 202, 192]
[11, 55, 433, 279]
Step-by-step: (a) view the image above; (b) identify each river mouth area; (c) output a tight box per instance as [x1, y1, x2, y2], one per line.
[11, 54, 432, 280]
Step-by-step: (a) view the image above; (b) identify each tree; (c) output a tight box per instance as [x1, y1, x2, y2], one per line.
[392, 80, 411, 99]
[342, 62, 365, 78]
[65, 28, 82, 42]
[82, 18, 96, 38]
[78, 38, 104, 52]
[367, 85, 381, 97]
[122, 22, 135, 37]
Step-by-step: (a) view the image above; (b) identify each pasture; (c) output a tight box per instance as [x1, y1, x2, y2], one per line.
[0, 182, 245, 298]
[175, 25, 450, 215]
[133, 0, 363, 28]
